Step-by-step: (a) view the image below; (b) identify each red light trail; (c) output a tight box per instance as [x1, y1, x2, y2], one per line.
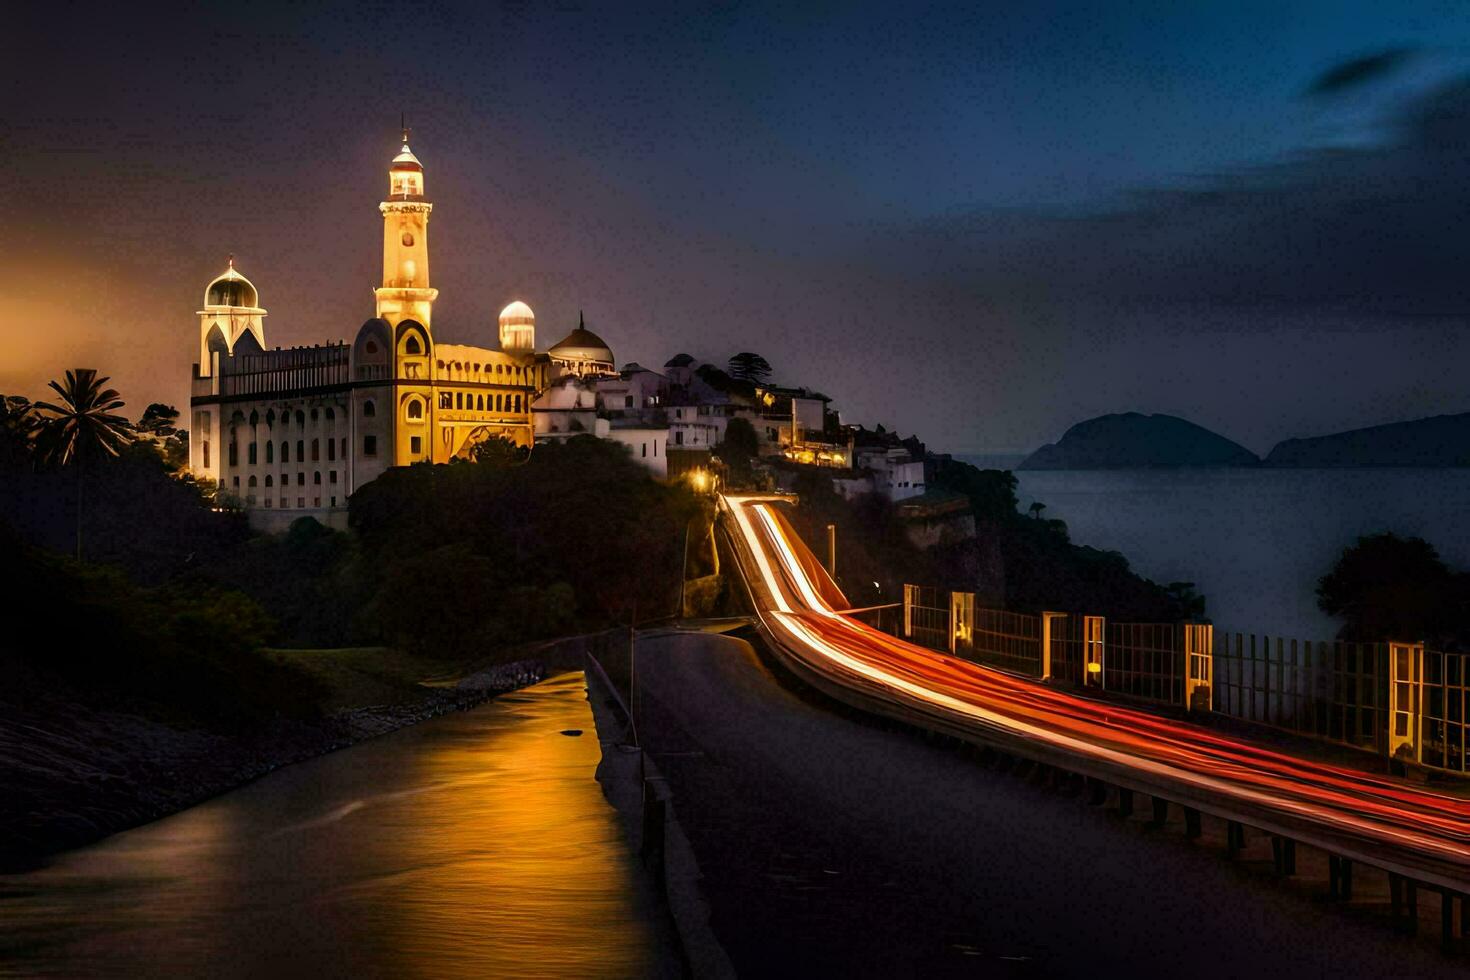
[721, 494, 1470, 889]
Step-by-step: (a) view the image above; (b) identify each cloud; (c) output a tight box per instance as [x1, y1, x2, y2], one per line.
[1305, 47, 1417, 97]
[892, 69, 1470, 319]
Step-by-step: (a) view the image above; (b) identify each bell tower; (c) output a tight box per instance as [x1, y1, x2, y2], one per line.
[373, 125, 438, 330]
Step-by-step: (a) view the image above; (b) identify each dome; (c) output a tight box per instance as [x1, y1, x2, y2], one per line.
[498, 300, 535, 325]
[203, 260, 259, 309]
[549, 312, 614, 365]
[391, 142, 423, 172]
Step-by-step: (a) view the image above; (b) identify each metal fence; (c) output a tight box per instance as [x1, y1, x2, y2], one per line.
[1106, 622, 1185, 706]
[971, 607, 1041, 675]
[904, 585, 951, 652]
[894, 584, 1470, 776]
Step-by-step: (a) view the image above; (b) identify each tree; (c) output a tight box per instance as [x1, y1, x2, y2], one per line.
[1028, 501, 1046, 520]
[136, 403, 180, 438]
[135, 403, 189, 470]
[33, 369, 133, 558]
[471, 435, 531, 467]
[727, 352, 773, 386]
[0, 394, 36, 469]
[718, 416, 760, 486]
[1317, 533, 1465, 645]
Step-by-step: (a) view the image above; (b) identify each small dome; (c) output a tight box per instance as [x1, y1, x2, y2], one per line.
[391, 142, 423, 172]
[204, 260, 259, 309]
[549, 312, 614, 366]
[499, 300, 535, 325]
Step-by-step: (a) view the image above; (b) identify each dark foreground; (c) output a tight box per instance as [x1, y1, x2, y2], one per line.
[0, 672, 678, 979]
[629, 628, 1460, 978]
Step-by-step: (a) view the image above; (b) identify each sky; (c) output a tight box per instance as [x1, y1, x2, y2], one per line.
[5, 1, 1470, 455]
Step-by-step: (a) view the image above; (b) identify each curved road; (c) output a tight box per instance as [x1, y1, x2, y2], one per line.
[720, 493, 1469, 891]
[631, 630, 1460, 976]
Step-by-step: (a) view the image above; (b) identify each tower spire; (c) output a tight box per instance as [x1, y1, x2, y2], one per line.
[400, 112, 410, 146]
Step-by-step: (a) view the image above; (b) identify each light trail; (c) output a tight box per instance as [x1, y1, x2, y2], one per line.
[720, 494, 1470, 887]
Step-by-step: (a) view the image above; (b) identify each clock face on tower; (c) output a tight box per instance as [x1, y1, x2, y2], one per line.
[402, 232, 415, 247]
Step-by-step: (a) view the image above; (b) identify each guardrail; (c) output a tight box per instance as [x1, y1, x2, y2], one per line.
[897, 585, 1469, 776]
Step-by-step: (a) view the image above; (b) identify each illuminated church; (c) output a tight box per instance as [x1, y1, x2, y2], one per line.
[189, 132, 622, 529]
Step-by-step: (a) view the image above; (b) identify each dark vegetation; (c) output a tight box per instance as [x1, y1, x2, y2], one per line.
[1317, 532, 1470, 649]
[1, 382, 702, 733]
[782, 456, 1203, 622]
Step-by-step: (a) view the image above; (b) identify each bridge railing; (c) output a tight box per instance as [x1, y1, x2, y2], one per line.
[894, 584, 1470, 776]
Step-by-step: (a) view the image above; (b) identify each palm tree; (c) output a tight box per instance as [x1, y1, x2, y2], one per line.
[34, 369, 132, 558]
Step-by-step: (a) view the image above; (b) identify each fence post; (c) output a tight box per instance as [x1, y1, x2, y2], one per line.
[950, 591, 974, 656]
[903, 584, 915, 639]
[1041, 611, 1065, 681]
[1184, 623, 1213, 712]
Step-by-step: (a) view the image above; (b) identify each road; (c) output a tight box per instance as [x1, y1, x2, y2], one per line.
[720, 494, 1470, 891]
[631, 628, 1459, 977]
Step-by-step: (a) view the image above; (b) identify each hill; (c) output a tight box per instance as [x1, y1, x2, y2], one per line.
[1019, 413, 1259, 470]
[1265, 412, 1470, 467]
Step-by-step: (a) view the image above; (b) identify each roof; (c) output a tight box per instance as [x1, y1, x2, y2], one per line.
[391, 142, 423, 172]
[499, 300, 534, 324]
[549, 312, 614, 361]
[203, 259, 260, 309]
[665, 353, 695, 367]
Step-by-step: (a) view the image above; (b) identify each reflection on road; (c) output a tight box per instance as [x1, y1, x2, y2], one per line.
[0, 673, 664, 979]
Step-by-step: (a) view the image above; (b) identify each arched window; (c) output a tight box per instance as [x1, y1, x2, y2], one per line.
[248, 475, 257, 488]
[325, 407, 335, 421]
[310, 408, 319, 422]
[309, 439, 318, 461]
[314, 471, 322, 485]
[265, 475, 273, 487]
[249, 410, 259, 426]
[406, 335, 422, 355]
[406, 399, 423, 420]
[282, 441, 290, 463]
[455, 392, 463, 409]
[266, 441, 274, 464]
[248, 442, 257, 464]
[295, 410, 305, 426]
[514, 394, 522, 412]
[476, 395, 485, 411]
[297, 439, 304, 461]
[495, 394, 503, 412]
[363, 400, 376, 418]
[327, 439, 336, 461]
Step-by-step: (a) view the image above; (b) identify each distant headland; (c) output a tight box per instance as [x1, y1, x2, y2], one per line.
[1019, 413, 1258, 470]
[1263, 412, 1470, 467]
[1019, 410, 1470, 470]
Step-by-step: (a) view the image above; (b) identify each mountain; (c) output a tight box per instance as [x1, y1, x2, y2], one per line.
[1019, 413, 1259, 470]
[1265, 412, 1470, 467]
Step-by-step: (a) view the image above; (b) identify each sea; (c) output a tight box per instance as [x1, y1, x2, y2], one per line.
[955, 458, 1470, 640]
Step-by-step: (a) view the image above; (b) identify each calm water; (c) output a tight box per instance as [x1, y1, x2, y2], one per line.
[0, 672, 667, 979]
[990, 467, 1470, 638]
